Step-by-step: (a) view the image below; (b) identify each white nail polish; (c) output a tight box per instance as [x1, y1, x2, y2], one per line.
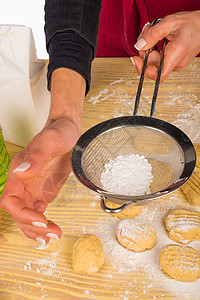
[32, 221, 47, 228]
[35, 237, 46, 245]
[130, 57, 135, 66]
[13, 162, 31, 173]
[134, 38, 147, 51]
[46, 233, 59, 240]
[142, 22, 150, 32]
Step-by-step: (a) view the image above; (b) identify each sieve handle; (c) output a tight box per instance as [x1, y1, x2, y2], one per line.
[133, 49, 150, 116]
[133, 18, 167, 117]
[150, 38, 167, 117]
[100, 196, 133, 213]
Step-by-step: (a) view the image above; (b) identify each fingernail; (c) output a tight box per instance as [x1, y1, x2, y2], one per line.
[35, 237, 46, 245]
[142, 22, 150, 32]
[32, 221, 47, 228]
[46, 233, 59, 240]
[134, 38, 147, 51]
[13, 162, 31, 173]
[130, 57, 135, 66]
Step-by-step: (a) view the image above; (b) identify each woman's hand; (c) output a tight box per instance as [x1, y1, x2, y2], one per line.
[0, 68, 86, 245]
[132, 11, 200, 81]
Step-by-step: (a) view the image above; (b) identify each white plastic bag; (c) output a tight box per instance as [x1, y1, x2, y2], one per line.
[0, 25, 50, 147]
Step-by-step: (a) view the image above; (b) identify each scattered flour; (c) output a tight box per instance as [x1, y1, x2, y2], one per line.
[88, 87, 110, 104]
[172, 103, 200, 143]
[87, 78, 137, 117]
[23, 247, 61, 278]
[100, 153, 153, 196]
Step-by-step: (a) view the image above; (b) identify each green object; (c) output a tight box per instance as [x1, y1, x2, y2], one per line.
[0, 134, 10, 195]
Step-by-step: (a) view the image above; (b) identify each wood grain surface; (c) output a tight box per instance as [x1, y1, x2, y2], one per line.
[0, 58, 200, 299]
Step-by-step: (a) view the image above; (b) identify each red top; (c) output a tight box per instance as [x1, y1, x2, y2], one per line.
[96, 0, 200, 57]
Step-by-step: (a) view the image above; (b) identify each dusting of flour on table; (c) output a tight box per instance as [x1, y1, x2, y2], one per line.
[100, 153, 153, 196]
[92, 199, 200, 299]
[172, 103, 200, 144]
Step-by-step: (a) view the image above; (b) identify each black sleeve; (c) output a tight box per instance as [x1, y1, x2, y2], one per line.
[47, 30, 94, 94]
[45, 0, 102, 51]
[44, 0, 102, 94]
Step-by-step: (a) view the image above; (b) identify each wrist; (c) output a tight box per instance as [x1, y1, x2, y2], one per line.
[47, 68, 86, 129]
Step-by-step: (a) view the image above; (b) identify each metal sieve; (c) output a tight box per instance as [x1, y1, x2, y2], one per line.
[71, 20, 196, 213]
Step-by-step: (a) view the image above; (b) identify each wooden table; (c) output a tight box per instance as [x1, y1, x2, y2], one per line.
[0, 58, 200, 299]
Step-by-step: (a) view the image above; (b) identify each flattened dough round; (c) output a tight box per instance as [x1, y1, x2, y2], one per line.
[165, 209, 200, 244]
[181, 170, 200, 205]
[134, 129, 173, 154]
[160, 244, 200, 282]
[148, 158, 173, 193]
[105, 201, 143, 219]
[72, 234, 104, 274]
[117, 219, 156, 252]
[181, 144, 200, 205]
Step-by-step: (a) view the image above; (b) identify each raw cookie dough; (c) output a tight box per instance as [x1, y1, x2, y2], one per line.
[72, 234, 104, 274]
[194, 143, 200, 170]
[181, 171, 200, 205]
[117, 218, 156, 252]
[105, 201, 143, 219]
[160, 244, 200, 282]
[181, 144, 200, 205]
[134, 128, 173, 154]
[165, 209, 200, 244]
[148, 158, 173, 193]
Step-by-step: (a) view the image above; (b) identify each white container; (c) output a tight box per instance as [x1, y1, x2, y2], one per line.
[0, 25, 50, 147]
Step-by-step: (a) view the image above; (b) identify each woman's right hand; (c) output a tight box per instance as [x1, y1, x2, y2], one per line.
[132, 10, 200, 81]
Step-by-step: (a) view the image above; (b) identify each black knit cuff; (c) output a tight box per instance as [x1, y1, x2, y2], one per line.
[47, 31, 94, 95]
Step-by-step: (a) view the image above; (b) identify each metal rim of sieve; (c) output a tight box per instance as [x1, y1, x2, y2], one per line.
[71, 115, 196, 211]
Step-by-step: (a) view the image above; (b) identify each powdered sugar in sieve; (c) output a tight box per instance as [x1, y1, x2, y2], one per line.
[100, 153, 153, 196]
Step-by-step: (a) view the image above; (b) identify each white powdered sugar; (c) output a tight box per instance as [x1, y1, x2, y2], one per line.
[100, 153, 153, 196]
[117, 218, 155, 240]
[167, 217, 199, 231]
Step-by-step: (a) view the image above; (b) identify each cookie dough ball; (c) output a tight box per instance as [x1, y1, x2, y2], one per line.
[148, 158, 173, 193]
[117, 219, 156, 252]
[105, 201, 143, 219]
[72, 234, 104, 274]
[160, 244, 200, 282]
[134, 129, 173, 154]
[165, 209, 200, 244]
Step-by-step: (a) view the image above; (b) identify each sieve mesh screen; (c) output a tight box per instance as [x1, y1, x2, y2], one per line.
[81, 125, 185, 196]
